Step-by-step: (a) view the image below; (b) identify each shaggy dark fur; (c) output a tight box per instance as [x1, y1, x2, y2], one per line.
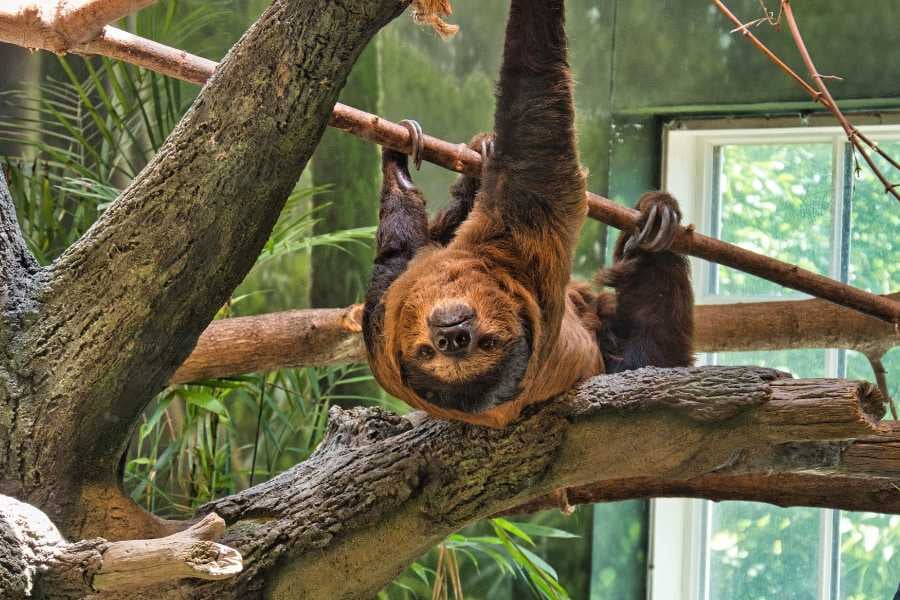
[363, 0, 693, 427]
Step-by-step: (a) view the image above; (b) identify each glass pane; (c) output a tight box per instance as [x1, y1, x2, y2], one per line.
[715, 143, 834, 297]
[847, 140, 900, 294]
[838, 512, 900, 599]
[708, 503, 821, 599]
[591, 501, 648, 599]
[715, 349, 828, 379]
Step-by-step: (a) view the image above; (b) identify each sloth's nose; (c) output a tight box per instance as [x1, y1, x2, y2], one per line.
[430, 323, 473, 357]
[429, 303, 474, 328]
[429, 303, 475, 356]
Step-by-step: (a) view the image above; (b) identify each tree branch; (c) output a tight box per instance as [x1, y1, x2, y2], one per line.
[781, 0, 899, 202]
[170, 295, 899, 384]
[181, 367, 887, 599]
[1, 19, 895, 323]
[0, 167, 39, 322]
[5, 0, 411, 531]
[170, 306, 364, 384]
[712, 0, 900, 201]
[0, 0, 158, 53]
[0, 498, 240, 598]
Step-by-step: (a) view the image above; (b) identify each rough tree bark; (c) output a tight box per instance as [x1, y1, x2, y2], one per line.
[0, 499, 240, 597]
[0, 0, 412, 541]
[8, 366, 889, 598]
[185, 367, 889, 599]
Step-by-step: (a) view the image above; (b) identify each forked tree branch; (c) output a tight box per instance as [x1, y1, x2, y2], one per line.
[169, 295, 899, 385]
[1, 0, 413, 534]
[0, 14, 896, 324]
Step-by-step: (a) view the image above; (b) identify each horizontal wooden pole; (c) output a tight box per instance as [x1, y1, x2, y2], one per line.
[0, 17, 895, 323]
[170, 296, 899, 384]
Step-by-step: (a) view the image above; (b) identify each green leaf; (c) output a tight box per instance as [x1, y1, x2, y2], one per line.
[492, 518, 535, 546]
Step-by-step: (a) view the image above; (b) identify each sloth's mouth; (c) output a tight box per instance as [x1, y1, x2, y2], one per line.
[399, 317, 533, 415]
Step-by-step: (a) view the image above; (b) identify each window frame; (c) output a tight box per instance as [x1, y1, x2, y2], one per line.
[650, 115, 900, 600]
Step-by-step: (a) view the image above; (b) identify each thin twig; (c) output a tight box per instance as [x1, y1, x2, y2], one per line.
[781, 0, 900, 200]
[865, 352, 897, 420]
[712, 0, 900, 201]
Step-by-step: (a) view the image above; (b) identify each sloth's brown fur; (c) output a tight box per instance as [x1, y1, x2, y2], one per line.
[411, 0, 459, 37]
[363, 0, 693, 428]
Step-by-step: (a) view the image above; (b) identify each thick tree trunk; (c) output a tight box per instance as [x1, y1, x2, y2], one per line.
[0, 171, 39, 323]
[0, 0, 411, 540]
[170, 294, 899, 384]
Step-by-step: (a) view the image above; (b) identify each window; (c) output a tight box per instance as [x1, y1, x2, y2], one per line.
[651, 118, 900, 600]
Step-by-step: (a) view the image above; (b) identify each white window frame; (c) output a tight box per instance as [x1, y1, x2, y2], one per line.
[649, 120, 900, 600]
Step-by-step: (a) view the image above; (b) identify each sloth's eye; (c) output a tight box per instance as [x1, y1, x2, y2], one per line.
[416, 345, 436, 360]
[478, 336, 498, 351]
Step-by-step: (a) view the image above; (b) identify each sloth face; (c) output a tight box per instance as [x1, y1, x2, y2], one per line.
[391, 262, 534, 414]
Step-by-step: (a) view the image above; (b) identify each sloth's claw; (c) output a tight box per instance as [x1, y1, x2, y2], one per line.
[399, 119, 425, 170]
[644, 205, 673, 252]
[625, 199, 680, 257]
[480, 137, 495, 178]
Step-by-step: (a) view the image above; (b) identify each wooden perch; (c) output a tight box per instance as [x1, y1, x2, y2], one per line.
[0, 496, 240, 597]
[170, 295, 899, 384]
[187, 367, 891, 599]
[0, 15, 895, 324]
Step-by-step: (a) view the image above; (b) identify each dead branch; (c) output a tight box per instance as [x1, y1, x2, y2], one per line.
[713, 0, 900, 200]
[0, 0, 157, 53]
[92, 513, 241, 592]
[1, 18, 895, 324]
[170, 295, 899, 384]
[0, 497, 239, 598]
[781, 1, 900, 200]
[185, 367, 889, 599]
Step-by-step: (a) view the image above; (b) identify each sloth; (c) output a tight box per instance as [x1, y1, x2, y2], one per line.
[362, 0, 693, 428]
